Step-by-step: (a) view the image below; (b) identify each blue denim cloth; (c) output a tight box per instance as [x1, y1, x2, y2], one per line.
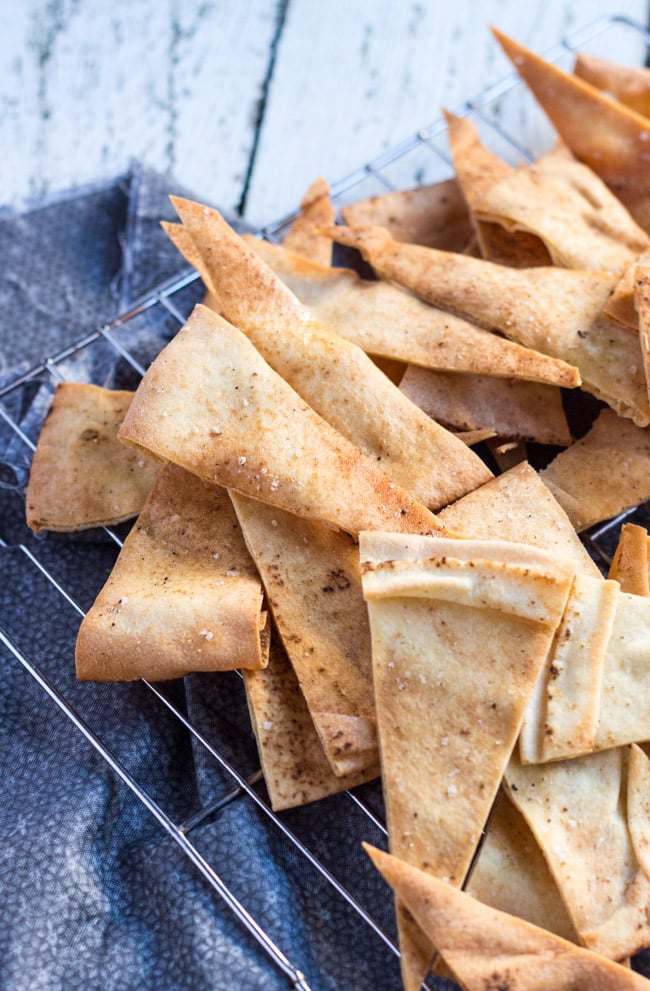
[0, 169, 406, 991]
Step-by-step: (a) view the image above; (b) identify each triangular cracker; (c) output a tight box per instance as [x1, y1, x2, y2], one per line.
[75, 463, 267, 680]
[244, 235, 580, 387]
[445, 110, 552, 267]
[446, 111, 649, 272]
[540, 408, 650, 531]
[118, 305, 440, 538]
[361, 532, 574, 991]
[168, 198, 492, 510]
[609, 522, 650, 596]
[282, 176, 335, 264]
[505, 746, 650, 960]
[341, 177, 473, 251]
[400, 366, 572, 446]
[25, 382, 160, 534]
[364, 843, 650, 989]
[231, 491, 377, 776]
[575, 52, 650, 119]
[322, 222, 650, 425]
[439, 461, 600, 577]
[243, 633, 377, 810]
[390, 467, 595, 984]
[492, 28, 650, 196]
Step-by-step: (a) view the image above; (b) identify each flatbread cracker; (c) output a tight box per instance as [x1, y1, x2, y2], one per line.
[400, 366, 572, 446]
[169, 198, 492, 511]
[364, 844, 650, 990]
[341, 177, 473, 251]
[505, 746, 650, 960]
[609, 522, 650, 596]
[492, 28, 650, 193]
[521, 574, 619, 764]
[282, 176, 335, 264]
[444, 111, 551, 267]
[26, 382, 160, 534]
[439, 461, 600, 578]
[244, 235, 580, 387]
[243, 633, 377, 811]
[231, 491, 377, 777]
[361, 533, 574, 991]
[434, 463, 650, 965]
[322, 222, 650, 426]
[118, 304, 440, 538]
[447, 112, 648, 272]
[493, 29, 650, 234]
[540, 408, 650, 531]
[466, 788, 579, 943]
[367, 467, 592, 985]
[75, 463, 267, 680]
[575, 52, 650, 119]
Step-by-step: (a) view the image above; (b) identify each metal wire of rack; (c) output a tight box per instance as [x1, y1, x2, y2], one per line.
[2, 13, 650, 991]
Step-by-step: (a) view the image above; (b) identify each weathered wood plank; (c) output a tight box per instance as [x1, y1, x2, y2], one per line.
[245, 0, 649, 225]
[0, 0, 282, 211]
[0, 0, 647, 225]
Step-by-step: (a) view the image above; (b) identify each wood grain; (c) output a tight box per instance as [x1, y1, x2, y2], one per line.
[0, 0, 281, 210]
[246, 0, 649, 223]
[0, 0, 647, 225]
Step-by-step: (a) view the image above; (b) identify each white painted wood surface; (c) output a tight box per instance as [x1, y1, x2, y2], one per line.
[0, 0, 648, 226]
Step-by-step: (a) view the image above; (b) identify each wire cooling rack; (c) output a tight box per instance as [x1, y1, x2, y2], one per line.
[2, 14, 650, 991]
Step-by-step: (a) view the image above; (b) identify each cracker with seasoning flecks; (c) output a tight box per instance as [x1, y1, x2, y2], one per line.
[492, 28, 650, 234]
[25, 382, 161, 534]
[76, 463, 268, 681]
[117, 303, 440, 538]
[364, 844, 650, 991]
[341, 176, 473, 252]
[322, 221, 650, 427]
[445, 111, 649, 273]
[360, 532, 575, 991]
[168, 197, 492, 512]
[232, 491, 377, 778]
[399, 367, 572, 447]
[244, 632, 378, 811]
[241, 235, 580, 389]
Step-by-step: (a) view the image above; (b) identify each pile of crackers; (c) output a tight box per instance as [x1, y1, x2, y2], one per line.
[25, 28, 650, 991]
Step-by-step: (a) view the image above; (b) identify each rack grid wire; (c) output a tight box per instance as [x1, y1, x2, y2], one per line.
[2, 14, 650, 991]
